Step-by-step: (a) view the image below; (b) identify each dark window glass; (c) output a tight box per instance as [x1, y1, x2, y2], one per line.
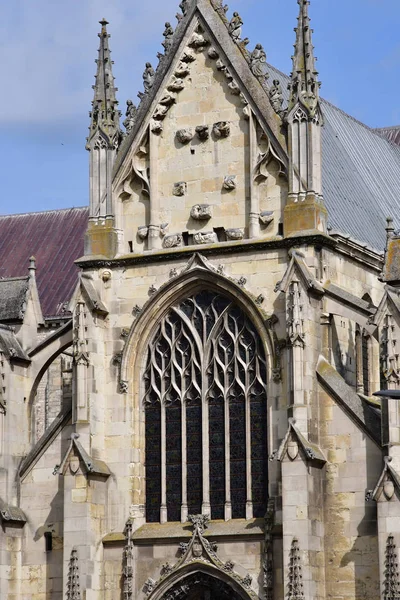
[144, 291, 268, 523]
[230, 394, 246, 518]
[186, 398, 203, 515]
[145, 402, 161, 523]
[209, 396, 225, 520]
[251, 396, 268, 517]
[166, 401, 182, 522]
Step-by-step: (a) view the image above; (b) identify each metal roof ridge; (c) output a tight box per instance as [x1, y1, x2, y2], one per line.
[0, 206, 88, 219]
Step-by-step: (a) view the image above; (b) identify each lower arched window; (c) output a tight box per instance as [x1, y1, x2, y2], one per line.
[144, 290, 268, 523]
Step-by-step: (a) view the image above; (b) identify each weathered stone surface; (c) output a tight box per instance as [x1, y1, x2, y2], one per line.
[1, 4, 396, 600]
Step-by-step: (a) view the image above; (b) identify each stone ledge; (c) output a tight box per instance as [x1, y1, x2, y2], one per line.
[76, 232, 337, 270]
[103, 518, 274, 546]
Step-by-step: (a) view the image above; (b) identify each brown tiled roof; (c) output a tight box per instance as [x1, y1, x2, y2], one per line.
[0, 207, 89, 317]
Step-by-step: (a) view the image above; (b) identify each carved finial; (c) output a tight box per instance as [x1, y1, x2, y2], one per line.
[288, 538, 305, 600]
[288, 0, 321, 116]
[188, 513, 209, 533]
[88, 18, 121, 145]
[99, 18, 109, 31]
[384, 535, 400, 600]
[28, 256, 36, 278]
[66, 547, 82, 600]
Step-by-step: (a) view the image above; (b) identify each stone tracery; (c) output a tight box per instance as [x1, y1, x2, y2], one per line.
[143, 290, 268, 523]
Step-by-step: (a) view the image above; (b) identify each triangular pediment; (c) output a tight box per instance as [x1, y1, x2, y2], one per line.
[54, 434, 110, 479]
[115, 1, 287, 182]
[274, 251, 324, 296]
[371, 285, 400, 330]
[112, 1, 291, 255]
[274, 418, 326, 466]
[370, 457, 400, 502]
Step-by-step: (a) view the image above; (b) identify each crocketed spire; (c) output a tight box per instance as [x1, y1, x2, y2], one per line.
[288, 0, 321, 117]
[88, 19, 121, 143]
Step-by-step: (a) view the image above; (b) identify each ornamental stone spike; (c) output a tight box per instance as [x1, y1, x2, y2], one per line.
[88, 18, 121, 142]
[283, 0, 326, 236]
[288, 0, 321, 116]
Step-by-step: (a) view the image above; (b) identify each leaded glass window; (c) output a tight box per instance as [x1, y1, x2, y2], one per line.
[144, 290, 268, 523]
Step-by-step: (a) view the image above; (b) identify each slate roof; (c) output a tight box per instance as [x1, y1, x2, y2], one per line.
[266, 64, 400, 252]
[0, 207, 89, 317]
[0, 325, 30, 361]
[0, 277, 29, 322]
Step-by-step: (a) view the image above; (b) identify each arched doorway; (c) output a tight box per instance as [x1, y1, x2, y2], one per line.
[161, 572, 244, 600]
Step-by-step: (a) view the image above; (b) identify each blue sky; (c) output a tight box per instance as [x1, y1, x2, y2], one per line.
[1, 0, 400, 215]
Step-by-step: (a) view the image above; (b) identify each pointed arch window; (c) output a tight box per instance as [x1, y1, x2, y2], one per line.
[144, 290, 268, 523]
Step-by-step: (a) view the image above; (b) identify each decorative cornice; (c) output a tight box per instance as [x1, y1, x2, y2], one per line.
[75, 233, 337, 270]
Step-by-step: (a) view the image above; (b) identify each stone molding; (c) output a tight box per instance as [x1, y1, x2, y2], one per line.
[272, 417, 326, 466]
[369, 457, 400, 502]
[113, 0, 288, 187]
[118, 252, 275, 391]
[140, 514, 260, 600]
[53, 433, 110, 479]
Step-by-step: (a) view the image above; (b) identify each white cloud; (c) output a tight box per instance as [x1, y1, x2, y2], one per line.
[0, 0, 181, 124]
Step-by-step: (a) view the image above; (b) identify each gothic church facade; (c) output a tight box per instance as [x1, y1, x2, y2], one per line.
[2, 1, 400, 599]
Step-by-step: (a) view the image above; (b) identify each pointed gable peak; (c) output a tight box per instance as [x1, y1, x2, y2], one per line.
[88, 18, 121, 143]
[115, 0, 288, 179]
[288, 0, 321, 117]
